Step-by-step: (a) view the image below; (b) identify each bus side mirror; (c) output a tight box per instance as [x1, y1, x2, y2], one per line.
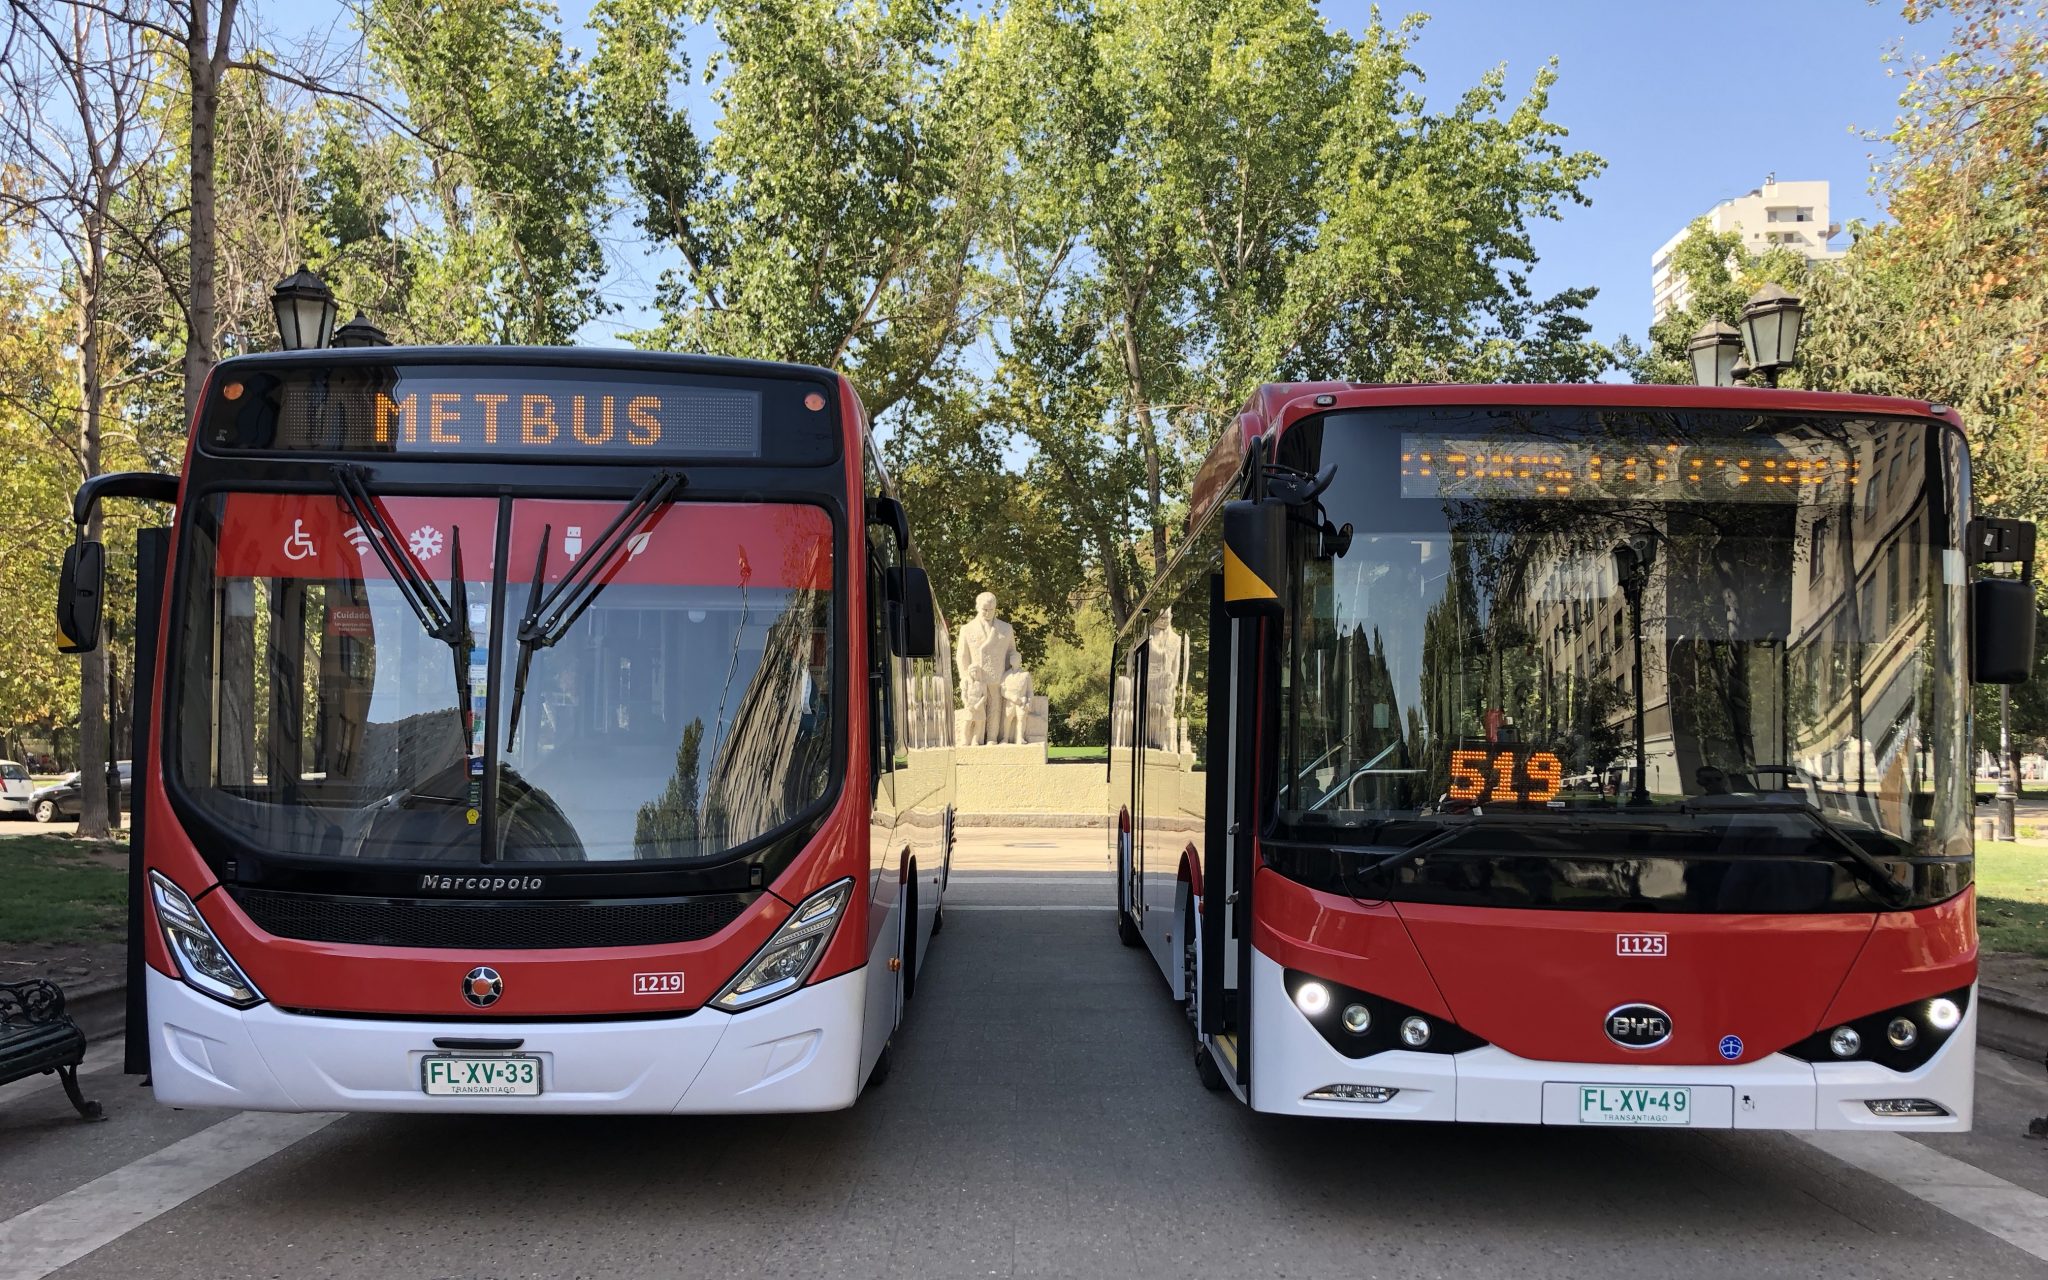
[866, 495, 910, 554]
[886, 565, 936, 659]
[1973, 577, 2037, 684]
[57, 540, 105, 654]
[1222, 498, 1285, 619]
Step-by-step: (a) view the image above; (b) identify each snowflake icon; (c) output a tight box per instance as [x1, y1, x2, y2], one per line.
[407, 525, 445, 560]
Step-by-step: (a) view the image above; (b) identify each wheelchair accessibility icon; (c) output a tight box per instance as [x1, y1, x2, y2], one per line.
[283, 519, 317, 561]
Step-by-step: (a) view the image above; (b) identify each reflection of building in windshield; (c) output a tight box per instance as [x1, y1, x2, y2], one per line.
[1494, 419, 1932, 820]
[655, 593, 832, 856]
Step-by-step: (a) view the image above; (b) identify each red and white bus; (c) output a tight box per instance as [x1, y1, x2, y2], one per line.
[1110, 381, 2035, 1130]
[62, 348, 956, 1113]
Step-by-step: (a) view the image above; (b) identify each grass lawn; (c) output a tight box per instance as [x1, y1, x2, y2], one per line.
[1976, 838, 2048, 958]
[0, 833, 127, 947]
[1047, 745, 1108, 763]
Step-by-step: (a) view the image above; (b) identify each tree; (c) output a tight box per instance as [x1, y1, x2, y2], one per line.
[595, 0, 991, 418]
[364, 0, 611, 343]
[0, 1, 169, 835]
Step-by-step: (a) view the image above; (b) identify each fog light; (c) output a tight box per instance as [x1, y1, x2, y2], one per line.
[1865, 1098, 1949, 1118]
[1926, 998, 1961, 1032]
[1341, 1004, 1371, 1034]
[1305, 1083, 1398, 1103]
[1828, 1026, 1862, 1058]
[1400, 1016, 1432, 1048]
[1294, 982, 1330, 1016]
[1886, 1017, 1918, 1050]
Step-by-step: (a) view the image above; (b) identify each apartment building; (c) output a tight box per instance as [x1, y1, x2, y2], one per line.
[1650, 177, 1845, 322]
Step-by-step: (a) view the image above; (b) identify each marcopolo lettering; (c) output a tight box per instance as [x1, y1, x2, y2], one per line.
[419, 874, 546, 893]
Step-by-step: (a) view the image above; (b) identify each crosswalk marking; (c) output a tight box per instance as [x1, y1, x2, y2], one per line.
[1799, 1130, 2048, 1263]
[0, 1111, 336, 1280]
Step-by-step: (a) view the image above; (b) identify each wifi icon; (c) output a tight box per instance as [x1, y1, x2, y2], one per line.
[343, 525, 373, 556]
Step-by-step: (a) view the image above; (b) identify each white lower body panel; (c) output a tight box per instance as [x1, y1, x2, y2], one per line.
[1244, 950, 1975, 1131]
[145, 965, 870, 1115]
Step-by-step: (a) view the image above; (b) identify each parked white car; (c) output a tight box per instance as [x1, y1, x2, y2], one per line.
[0, 760, 34, 817]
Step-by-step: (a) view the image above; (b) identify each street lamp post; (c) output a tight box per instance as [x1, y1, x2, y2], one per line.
[332, 313, 393, 348]
[1739, 283, 1805, 387]
[270, 265, 339, 351]
[1686, 285, 1806, 388]
[1686, 321, 1745, 388]
[1998, 686, 2017, 841]
[1612, 537, 1656, 805]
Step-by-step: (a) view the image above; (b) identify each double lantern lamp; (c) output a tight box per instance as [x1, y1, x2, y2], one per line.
[1685, 283, 1806, 388]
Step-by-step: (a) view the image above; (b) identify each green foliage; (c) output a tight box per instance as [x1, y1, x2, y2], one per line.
[365, 0, 611, 343]
[1034, 601, 1116, 744]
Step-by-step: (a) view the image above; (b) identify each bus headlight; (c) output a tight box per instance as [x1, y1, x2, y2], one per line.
[150, 872, 263, 1008]
[713, 878, 854, 1012]
[1786, 987, 1971, 1072]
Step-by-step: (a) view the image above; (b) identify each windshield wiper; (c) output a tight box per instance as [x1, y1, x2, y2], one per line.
[1350, 814, 1566, 880]
[1682, 800, 1914, 907]
[504, 471, 684, 750]
[331, 464, 476, 762]
[331, 465, 464, 648]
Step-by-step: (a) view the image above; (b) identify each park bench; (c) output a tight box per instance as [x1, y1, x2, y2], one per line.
[0, 978, 102, 1120]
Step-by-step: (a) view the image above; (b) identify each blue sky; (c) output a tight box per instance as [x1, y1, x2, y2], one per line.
[1349, 1, 1927, 345]
[544, 1, 1933, 351]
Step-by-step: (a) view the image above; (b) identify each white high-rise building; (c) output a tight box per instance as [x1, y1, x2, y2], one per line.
[1650, 177, 1845, 323]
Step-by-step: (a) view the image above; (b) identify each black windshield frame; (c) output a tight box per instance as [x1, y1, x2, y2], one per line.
[1259, 403, 1973, 913]
[159, 378, 852, 900]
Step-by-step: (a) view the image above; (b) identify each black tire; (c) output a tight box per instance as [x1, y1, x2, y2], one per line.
[1183, 897, 1199, 1032]
[868, 1040, 893, 1088]
[33, 800, 55, 824]
[1195, 1043, 1226, 1092]
[1117, 907, 1142, 947]
[901, 872, 918, 1003]
[930, 900, 944, 937]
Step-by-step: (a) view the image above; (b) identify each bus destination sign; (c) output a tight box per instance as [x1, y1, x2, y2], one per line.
[204, 363, 838, 464]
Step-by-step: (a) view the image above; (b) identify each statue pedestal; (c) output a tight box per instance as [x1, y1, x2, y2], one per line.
[955, 741, 1047, 766]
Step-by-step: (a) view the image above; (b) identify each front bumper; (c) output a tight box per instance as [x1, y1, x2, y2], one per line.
[1245, 950, 1976, 1130]
[146, 964, 869, 1115]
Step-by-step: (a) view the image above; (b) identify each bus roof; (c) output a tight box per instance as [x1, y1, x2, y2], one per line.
[209, 344, 844, 387]
[1186, 380, 1965, 536]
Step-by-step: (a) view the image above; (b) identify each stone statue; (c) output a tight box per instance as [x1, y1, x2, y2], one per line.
[1001, 670, 1034, 745]
[957, 591, 1023, 746]
[1145, 608, 1189, 752]
[954, 590, 1049, 746]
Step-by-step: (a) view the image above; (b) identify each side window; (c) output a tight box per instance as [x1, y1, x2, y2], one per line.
[864, 446, 900, 773]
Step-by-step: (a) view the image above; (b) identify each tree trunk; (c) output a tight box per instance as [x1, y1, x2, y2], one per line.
[184, 2, 229, 422]
[76, 230, 110, 839]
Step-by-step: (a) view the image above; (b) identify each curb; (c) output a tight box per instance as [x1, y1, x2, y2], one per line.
[1979, 987, 2048, 1063]
[62, 980, 127, 1043]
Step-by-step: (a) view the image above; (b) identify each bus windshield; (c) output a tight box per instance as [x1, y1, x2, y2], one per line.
[169, 491, 834, 865]
[1271, 406, 1968, 862]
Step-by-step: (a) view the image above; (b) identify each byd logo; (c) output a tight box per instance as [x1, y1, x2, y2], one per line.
[1605, 1003, 1672, 1049]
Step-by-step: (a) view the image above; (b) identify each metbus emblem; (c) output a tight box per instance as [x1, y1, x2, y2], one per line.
[1605, 1003, 1671, 1049]
[462, 966, 503, 1008]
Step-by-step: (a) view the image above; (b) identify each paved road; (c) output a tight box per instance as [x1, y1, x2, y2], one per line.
[4, 828, 2048, 1278]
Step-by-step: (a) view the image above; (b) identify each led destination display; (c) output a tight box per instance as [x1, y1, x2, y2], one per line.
[1399, 432, 1858, 502]
[203, 362, 838, 463]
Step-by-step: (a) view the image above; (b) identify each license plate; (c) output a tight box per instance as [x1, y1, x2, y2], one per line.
[420, 1054, 542, 1097]
[1575, 1085, 1690, 1125]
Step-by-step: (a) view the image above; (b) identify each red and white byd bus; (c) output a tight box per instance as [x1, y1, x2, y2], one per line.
[61, 348, 956, 1114]
[1110, 381, 2036, 1130]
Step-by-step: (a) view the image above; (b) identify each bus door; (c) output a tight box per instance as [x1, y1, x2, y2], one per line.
[1200, 576, 1252, 1088]
[1126, 638, 1150, 928]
